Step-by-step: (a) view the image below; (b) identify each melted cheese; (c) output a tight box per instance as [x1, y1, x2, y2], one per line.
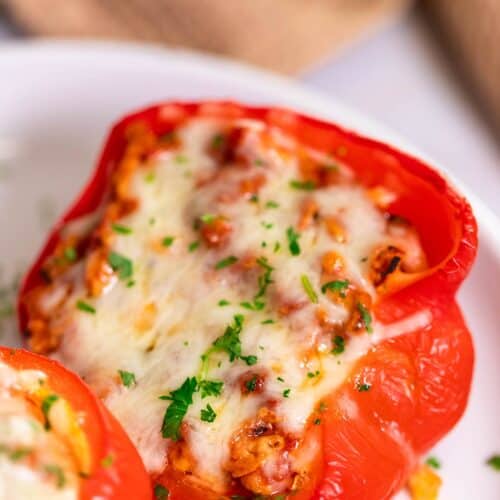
[0, 362, 78, 500]
[40, 118, 428, 490]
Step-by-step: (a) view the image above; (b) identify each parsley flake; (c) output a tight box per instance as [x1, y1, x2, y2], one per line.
[200, 214, 217, 224]
[289, 180, 316, 190]
[215, 256, 238, 270]
[261, 221, 274, 230]
[301, 275, 318, 304]
[331, 335, 345, 355]
[154, 484, 170, 499]
[76, 300, 95, 314]
[283, 389, 291, 398]
[486, 455, 500, 471]
[41, 394, 59, 429]
[162, 236, 175, 247]
[265, 200, 280, 209]
[426, 456, 441, 470]
[188, 241, 200, 252]
[101, 454, 114, 468]
[159, 377, 197, 441]
[112, 223, 132, 235]
[44, 464, 66, 488]
[200, 404, 216, 423]
[245, 375, 258, 392]
[198, 380, 223, 399]
[286, 227, 301, 256]
[63, 247, 77, 262]
[118, 370, 136, 388]
[261, 319, 275, 325]
[357, 383, 371, 392]
[218, 299, 230, 307]
[357, 302, 373, 333]
[321, 279, 349, 297]
[108, 252, 133, 280]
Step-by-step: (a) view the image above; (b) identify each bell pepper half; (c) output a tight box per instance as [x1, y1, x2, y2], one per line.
[17, 102, 477, 499]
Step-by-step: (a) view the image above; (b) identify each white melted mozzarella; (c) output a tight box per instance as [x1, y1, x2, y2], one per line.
[46, 118, 428, 486]
[0, 362, 78, 500]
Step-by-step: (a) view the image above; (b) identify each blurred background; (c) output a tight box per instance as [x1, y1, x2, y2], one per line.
[0, 0, 499, 212]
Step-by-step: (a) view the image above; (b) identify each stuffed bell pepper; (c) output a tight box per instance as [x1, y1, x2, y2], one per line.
[18, 102, 477, 499]
[0, 347, 151, 499]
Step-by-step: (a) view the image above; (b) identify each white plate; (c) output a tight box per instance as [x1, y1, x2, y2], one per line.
[0, 41, 498, 499]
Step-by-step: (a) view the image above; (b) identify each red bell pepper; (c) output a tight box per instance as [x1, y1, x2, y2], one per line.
[0, 347, 152, 499]
[17, 102, 477, 499]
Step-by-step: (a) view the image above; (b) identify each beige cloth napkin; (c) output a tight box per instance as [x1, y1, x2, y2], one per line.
[2, 0, 408, 73]
[422, 0, 500, 134]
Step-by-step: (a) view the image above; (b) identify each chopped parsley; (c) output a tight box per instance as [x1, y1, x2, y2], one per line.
[273, 241, 281, 253]
[154, 484, 170, 499]
[198, 379, 223, 399]
[44, 464, 66, 488]
[108, 252, 133, 280]
[283, 389, 291, 398]
[200, 213, 217, 224]
[307, 371, 320, 378]
[486, 455, 500, 471]
[211, 134, 225, 149]
[289, 180, 316, 190]
[254, 158, 265, 166]
[63, 247, 77, 262]
[265, 200, 280, 209]
[209, 315, 257, 365]
[215, 256, 238, 270]
[9, 448, 32, 461]
[200, 404, 216, 423]
[144, 171, 156, 183]
[218, 299, 230, 307]
[162, 236, 175, 247]
[314, 418, 321, 425]
[321, 279, 349, 297]
[41, 394, 59, 429]
[357, 383, 371, 392]
[174, 154, 188, 164]
[188, 241, 200, 252]
[245, 375, 258, 392]
[118, 370, 136, 388]
[277, 376, 285, 383]
[261, 319, 275, 325]
[301, 275, 318, 304]
[101, 454, 114, 468]
[112, 223, 132, 235]
[357, 302, 373, 333]
[250, 194, 259, 203]
[331, 335, 345, 355]
[261, 221, 274, 230]
[126, 280, 135, 288]
[240, 301, 265, 311]
[241, 257, 274, 311]
[159, 377, 197, 441]
[425, 456, 441, 470]
[76, 300, 96, 314]
[286, 227, 301, 256]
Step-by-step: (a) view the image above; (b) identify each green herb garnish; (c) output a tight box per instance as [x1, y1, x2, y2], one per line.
[44, 464, 66, 488]
[245, 375, 258, 392]
[112, 223, 132, 235]
[357, 383, 371, 392]
[76, 300, 96, 314]
[118, 370, 136, 388]
[357, 302, 373, 333]
[154, 484, 170, 499]
[261, 221, 274, 230]
[218, 299, 230, 307]
[200, 404, 216, 423]
[101, 454, 114, 468]
[159, 377, 198, 441]
[283, 389, 291, 398]
[200, 214, 217, 224]
[289, 180, 316, 190]
[198, 379, 223, 399]
[63, 247, 77, 262]
[41, 394, 59, 429]
[301, 275, 318, 304]
[486, 455, 500, 471]
[188, 241, 200, 252]
[265, 200, 280, 209]
[331, 335, 345, 355]
[108, 252, 133, 280]
[261, 319, 275, 325]
[426, 456, 441, 470]
[215, 256, 238, 270]
[286, 227, 301, 256]
[162, 236, 175, 247]
[321, 279, 349, 297]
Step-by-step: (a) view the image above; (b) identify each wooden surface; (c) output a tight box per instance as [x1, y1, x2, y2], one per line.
[2, 0, 409, 73]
